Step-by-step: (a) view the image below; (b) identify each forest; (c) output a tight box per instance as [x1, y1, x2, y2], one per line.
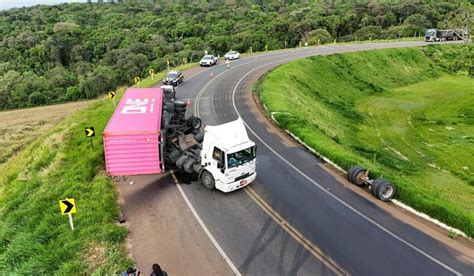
[0, 0, 471, 110]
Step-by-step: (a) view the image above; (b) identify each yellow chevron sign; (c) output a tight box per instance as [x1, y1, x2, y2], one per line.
[85, 127, 95, 137]
[108, 91, 116, 99]
[59, 198, 77, 215]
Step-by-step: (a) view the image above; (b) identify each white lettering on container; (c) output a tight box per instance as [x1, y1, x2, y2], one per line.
[121, 99, 149, 114]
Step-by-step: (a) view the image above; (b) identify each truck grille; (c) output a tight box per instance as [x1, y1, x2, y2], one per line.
[235, 172, 253, 182]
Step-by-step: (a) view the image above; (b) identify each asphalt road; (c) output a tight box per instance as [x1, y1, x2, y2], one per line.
[173, 41, 473, 275]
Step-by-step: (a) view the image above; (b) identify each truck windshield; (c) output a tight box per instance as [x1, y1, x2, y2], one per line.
[426, 30, 435, 36]
[227, 146, 256, 168]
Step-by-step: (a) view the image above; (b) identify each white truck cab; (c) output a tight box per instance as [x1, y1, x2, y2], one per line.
[200, 117, 257, 192]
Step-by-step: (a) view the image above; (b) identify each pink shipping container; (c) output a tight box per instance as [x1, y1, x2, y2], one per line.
[103, 88, 163, 176]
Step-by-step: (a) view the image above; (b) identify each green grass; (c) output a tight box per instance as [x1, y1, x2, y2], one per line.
[0, 91, 131, 273]
[0, 62, 196, 272]
[258, 44, 474, 237]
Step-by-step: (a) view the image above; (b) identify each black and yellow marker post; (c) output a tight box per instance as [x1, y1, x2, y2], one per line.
[59, 198, 77, 231]
[108, 91, 116, 107]
[85, 127, 95, 149]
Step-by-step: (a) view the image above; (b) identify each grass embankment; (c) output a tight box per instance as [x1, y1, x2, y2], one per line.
[258, 44, 474, 237]
[0, 64, 192, 273]
[0, 101, 96, 165]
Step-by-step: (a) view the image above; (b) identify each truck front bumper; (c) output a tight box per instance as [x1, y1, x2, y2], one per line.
[216, 172, 257, 193]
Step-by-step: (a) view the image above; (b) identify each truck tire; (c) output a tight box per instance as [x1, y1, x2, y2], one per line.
[347, 165, 366, 186]
[200, 170, 215, 190]
[187, 116, 202, 130]
[371, 179, 381, 197]
[372, 178, 395, 201]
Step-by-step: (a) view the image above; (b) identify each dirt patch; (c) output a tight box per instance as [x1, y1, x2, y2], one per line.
[85, 244, 108, 271]
[0, 100, 96, 164]
[115, 173, 232, 275]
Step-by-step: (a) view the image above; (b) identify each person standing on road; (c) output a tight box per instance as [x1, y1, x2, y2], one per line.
[150, 263, 168, 276]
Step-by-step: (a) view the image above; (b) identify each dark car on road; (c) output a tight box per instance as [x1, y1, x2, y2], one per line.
[162, 71, 184, 86]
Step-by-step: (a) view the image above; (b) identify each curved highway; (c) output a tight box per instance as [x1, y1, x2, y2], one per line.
[173, 41, 473, 275]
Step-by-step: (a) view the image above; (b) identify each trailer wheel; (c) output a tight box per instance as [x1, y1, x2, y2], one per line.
[347, 165, 366, 186]
[371, 179, 381, 197]
[372, 178, 395, 201]
[347, 165, 367, 186]
[200, 170, 215, 190]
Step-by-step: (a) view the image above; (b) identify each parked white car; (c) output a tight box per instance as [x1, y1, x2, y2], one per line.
[199, 55, 218, 66]
[224, 51, 240, 60]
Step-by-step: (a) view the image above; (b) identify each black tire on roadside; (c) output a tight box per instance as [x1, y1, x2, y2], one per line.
[353, 167, 367, 186]
[347, 165, 365, 185]
[371, 179, 382, 197]
[374, 178, 387, 196]
[374, 179, 395, 201]
[200, 170, 215, 190]
[347, 165, 358, 183]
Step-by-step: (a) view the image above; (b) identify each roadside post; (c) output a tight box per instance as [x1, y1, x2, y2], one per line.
[134, 76, 140, 88]
[166, 60, 170, 71]
[183, 57, 188, 65]
[59, 198, 77, 231]
[265, 44, 268, 52]
[108, 91, 116, 107]
[85, 127, 95, 149]
[148, 68, 155, 80]
[250, 46, 253, 54]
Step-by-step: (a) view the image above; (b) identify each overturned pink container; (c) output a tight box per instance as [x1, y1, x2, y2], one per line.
[103, 88, 163, 176]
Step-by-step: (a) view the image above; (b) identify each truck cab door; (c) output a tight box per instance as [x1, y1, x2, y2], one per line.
[210, 147, 225, 179]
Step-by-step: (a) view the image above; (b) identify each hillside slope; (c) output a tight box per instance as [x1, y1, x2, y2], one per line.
[258, 44, 474, 237]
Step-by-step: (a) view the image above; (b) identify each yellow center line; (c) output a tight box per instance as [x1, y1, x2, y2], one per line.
[244, 186, 350, 276]
[193, 62, 349, 276]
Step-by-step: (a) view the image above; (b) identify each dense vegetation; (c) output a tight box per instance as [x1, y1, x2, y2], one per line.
[258, 44, 474, 237]
[0, 0, 471, 110]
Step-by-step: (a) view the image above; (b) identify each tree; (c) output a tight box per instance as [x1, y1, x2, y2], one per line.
[28, 91, 46, 105]
[404, 14, 430, 35]
[0, 0, 469, 111]
[307, 29, 333, 45]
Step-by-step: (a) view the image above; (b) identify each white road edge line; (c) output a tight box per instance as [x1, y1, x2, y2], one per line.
[170, 171, 242, 276]
[231, 60, 462, 276]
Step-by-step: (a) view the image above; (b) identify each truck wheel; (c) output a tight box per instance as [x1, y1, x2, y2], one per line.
[347, 165, 366, 186]
[200, 170, 215, 190]
[372, 178, 395, 201]
[188, 116, 202, 130]
[371, 179, 381, 197]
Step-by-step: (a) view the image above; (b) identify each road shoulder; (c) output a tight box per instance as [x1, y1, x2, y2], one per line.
[116, 174, 232, 275]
